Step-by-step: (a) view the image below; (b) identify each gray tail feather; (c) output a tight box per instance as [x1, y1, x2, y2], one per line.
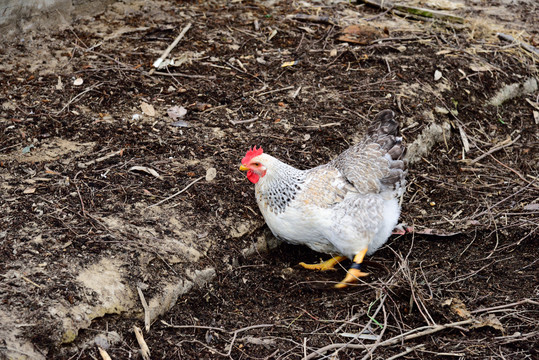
[368, 110, 405, 161]
[369, 110, 407, 193]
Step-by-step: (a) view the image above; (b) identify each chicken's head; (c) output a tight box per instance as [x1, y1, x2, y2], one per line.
[239, 146, 266, 184]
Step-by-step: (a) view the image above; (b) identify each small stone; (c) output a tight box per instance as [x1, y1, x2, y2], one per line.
[434, 70, 442, 81]
[205, 167, 217, 182]
[107, 331, 122, 345]
[94, 334, 110, 349]
[435, 106, 449, 114]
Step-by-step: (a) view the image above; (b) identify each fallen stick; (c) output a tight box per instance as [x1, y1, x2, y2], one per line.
[137, 285, 151, 332]
[149, 176, 204, 208]
[21, 275, 42, 288]
[470, 135, 521, 164]
[257, 85, 295, 97]
[377, 319, 474, 346]
[78, 149, 124, 168]
[470, 298, 539, 314]
[303, 122, 341, 128]
[152, 71, 216, 79]
[497, 33, 539, 56]
[152, 22, 193, 69]
[230, 116, 259, 125]
[54, 82, 103, 115]
[304, 319, 474, 359]
[98, 346, 112, 360]
[359, 0, 465, 23]
[133, 325, 151, 360]
[286, 14, 335, 25]
[386, 344, 426, 360]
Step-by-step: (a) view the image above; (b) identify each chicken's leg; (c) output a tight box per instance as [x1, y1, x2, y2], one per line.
[299, 256, 347, 271]
[335, 248, 369, 289]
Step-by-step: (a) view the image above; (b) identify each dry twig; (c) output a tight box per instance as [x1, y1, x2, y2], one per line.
[97, 346, 112, 360]
[78, 149, 124, 169]
[149, 176, 204, 208]
[305, 319, 474, 359]
[470, 135, 521, 164]
[152, 22, 193, 69]
[359, 0, 465, 23]
[133, 325, 151, 360]
[137, 285, 151, 332]
[497, 33, 539, 56]
[470, 299, 539, 314]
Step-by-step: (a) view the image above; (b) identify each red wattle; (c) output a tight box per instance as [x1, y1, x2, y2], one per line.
[247, 170, 260, 184]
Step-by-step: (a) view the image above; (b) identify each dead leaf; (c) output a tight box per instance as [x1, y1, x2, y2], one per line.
[141, 102, 156, 117]
[268, 29, 277, 41]
[442, 298, 471, 319]
[436, 49, 454, 55]
[412, 228, 460, 236]
[192, 102, 212, 111]
[142, 189, 154, 196]
[171, 120, 192, 127]
[167, 105, 187, 120]
[23, 187, 36, 194]
[471, 314, 505, 333]
[129, 166, 161, 179]
[338, 24, 386, 45]
[56, 77, 63, 90]
[425, 0, 464, 10]
[469, 63, 495, 72]
[298, 26, 316, 34]
[163, 51, 206, 68]
[523, 203, 539, 211]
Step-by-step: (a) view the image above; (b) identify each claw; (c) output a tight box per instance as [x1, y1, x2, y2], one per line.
[334, 248, 369, 289]
[334, 268, 369, 288]
[299, 256, 347, 271]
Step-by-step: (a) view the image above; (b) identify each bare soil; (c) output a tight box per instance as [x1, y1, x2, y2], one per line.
[0, 0, 538, 359]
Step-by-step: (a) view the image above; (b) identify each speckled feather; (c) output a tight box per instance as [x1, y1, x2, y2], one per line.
[249, 110, 406, 259]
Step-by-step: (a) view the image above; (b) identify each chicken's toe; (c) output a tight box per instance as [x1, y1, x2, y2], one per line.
[334, 268, 369, 288]
[299, 256, 347, 271]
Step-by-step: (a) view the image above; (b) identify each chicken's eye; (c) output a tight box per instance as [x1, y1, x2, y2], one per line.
[253, 162, 260, 167]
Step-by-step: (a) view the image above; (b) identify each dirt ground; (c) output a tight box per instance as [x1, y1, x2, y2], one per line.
[1, 0, 538, 359]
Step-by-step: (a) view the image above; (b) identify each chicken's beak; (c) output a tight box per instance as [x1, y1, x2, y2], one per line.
[239, 164, 249, 171]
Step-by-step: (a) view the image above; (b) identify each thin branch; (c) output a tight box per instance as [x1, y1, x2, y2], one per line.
[149, 176, 204, 208]
[304, 319, 474, 359]
[152, 23, 193, 69]
[470, 135, 521, 164]
[470, 299, 539, 314]
[386, 344, 425, 360]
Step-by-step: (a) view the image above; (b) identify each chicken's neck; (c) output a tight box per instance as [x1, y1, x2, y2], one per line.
[255, 160, 305, 214]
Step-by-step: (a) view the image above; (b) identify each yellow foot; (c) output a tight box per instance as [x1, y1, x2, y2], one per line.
[334, 268, 370, 289]
[299, 256, 347, 271]
[334, 248, 369, 289]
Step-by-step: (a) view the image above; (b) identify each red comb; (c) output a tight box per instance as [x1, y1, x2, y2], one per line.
[242, 146, 264, 165]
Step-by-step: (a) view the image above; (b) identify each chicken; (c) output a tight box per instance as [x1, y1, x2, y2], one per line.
[239, 110, 406, 288]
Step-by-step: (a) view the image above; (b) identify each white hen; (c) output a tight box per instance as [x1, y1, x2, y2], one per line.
[239, 110, 406, 288]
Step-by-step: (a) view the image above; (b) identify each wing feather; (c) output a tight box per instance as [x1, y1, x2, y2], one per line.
[329, 110, 406, 195]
